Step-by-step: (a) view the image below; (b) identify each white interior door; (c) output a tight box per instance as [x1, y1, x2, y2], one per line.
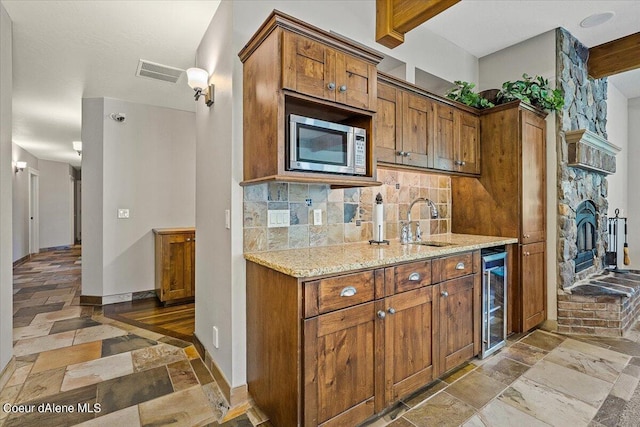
[28, 169, 40, 254]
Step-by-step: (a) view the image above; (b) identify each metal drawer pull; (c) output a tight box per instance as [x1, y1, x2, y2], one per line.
[327, 82, 336, 90]
[186, 238, 191, 241]
[388, 307, 396, 314]
[455, 262, 465, 270]
[340, 286, 357, 297]
[524, 252, 531, 256]
[339, 85, 347, 92]
[441, 291, 449, 297]
[408, 272, 421, 281]
[377, 310, 386, 319]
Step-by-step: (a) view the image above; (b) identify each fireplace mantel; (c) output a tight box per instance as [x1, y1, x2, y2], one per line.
[565, 129, 621, 175]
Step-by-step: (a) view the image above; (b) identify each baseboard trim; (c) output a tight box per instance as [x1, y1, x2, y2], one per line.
[80, 290, 158, 306]
[39, 245, 73, 253]
[193, 333, 249, 408]
[0, 357, 16, 391]
[13, 254, 31, 267]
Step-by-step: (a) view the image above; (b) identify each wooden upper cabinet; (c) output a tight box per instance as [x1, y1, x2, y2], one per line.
[375, 73, 478, 175]
[433, 103, 480, 175]
[521, 110, 546, 244]
[402, 91, 433, 169]
[376, 82, 402, 164]
[283, 32, 377, 111]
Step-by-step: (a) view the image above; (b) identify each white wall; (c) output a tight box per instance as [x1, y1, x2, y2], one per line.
[606, 83, 629, 269]
[0, 2, 13, 371]
[11, 144, 38, 261]
[478, 30, 558, 321]
[38, 159, 73, 249]
[628, 97, 640, 270]
[81, 98, 104, 297]
[82, 98, 196, 298]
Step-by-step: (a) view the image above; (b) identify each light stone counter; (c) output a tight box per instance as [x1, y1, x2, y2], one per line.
[244, 234, 518, 278]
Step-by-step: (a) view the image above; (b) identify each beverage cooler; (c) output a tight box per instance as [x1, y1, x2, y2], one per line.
[480, 248, 508, 358]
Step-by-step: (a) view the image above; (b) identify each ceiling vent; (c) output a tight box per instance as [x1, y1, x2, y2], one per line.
[136, 60, 183, 83]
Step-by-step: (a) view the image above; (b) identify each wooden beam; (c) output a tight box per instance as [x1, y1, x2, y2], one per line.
[376, 0, 405, 48]
[376, 0, 460, 48]
[588, 32, 640, 79]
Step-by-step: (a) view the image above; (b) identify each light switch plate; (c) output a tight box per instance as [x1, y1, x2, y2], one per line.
[267, 210, 290, 228]
[313, 209, 322, 225]
[117, 208, 130, 219]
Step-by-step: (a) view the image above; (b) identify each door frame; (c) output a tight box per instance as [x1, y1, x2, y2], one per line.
[28, 168, 40, 254]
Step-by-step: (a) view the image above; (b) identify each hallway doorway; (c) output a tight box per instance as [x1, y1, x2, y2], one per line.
[28, 168, 39, 255]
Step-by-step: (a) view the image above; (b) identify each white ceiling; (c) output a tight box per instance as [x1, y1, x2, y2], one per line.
[3, 0, 221, 167]
[2, 0, 639, 168]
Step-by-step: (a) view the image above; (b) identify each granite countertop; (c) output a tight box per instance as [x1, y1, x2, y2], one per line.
[244, 233, 518, 278]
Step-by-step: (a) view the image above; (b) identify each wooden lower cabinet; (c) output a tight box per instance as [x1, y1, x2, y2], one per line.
[304, 302, 379, 426]
[246, 251, 481, 426]
[438, 275, 481, 372]
[521, 242, 546, 331]
[384, 286, 435, 402]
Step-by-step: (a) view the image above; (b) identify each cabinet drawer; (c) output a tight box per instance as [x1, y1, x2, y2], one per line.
[432, 252, 475, 283]
[305, 271, 375, 317]
[388, 260, 432, 294]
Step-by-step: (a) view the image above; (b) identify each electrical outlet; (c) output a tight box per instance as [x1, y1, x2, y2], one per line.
[313, 209, 322, 225]
[268, 210, 290, 228]
[117, 208, 130, 219]
[213, 326, 219, 349]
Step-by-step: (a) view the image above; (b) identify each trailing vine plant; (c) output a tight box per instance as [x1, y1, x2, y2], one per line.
[497, 74, 564, 112]
[445, 81, 495, 109]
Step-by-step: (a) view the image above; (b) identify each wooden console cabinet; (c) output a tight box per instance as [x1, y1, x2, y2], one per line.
[451, 102, 547, 333]
[153, 228, 195, 304]
[246, 250, 480, 426]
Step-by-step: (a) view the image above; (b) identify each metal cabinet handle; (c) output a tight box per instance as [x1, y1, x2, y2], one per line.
[408, 272, 421, 281]
[339, 85, 347, 92]
[327, 82, 336, 90]
[404, 152, 410, 157]
[524, 234, 530, 238]
[186, 238, 191, 241]
[441, 291, 449, 297]
[524, 252, 531, 256]
[398, 150, 405, 156]
[340, 286, 357, 297]
[388, 307, 396, 315]
[377, 310, 386, 319]
[455, 262, 465, 270]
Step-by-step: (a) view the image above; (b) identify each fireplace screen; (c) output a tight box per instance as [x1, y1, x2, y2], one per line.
[575, 200, 597, 272]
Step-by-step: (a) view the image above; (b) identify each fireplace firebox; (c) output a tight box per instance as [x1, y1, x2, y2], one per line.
[575, 200, 597, 273]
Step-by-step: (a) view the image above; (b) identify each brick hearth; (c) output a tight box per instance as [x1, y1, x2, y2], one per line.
[557, 270, 640, 336]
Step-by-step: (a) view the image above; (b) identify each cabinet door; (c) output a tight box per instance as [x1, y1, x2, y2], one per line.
[438, 275, 480, 373]
[385, 286, 435, 403]
[521, 110, 546, 244]
[162, 234, 195, 301]
[304, 303, 378, 426]
[457, 111, 480, 175]
[335, 54, 376, 110]
[282, 32, 336, 102]
[433, 103, 455, 171]
[402, 92, 433, 168]
[521, 242, 546, 331]
[376, 82, 402, 164]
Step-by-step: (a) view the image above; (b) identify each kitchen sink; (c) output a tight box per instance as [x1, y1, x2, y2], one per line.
[410, 241, 455, 247]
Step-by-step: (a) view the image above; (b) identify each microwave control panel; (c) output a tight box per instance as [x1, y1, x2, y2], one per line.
[354, 130, 366, 175]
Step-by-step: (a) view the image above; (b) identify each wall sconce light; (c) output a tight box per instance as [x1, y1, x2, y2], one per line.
[73, 140, 82, 156]
[15, 161, 27, 173]
[186, 67, 214, 107]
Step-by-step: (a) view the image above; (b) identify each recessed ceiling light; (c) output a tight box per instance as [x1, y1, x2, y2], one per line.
[580, 11, 615, 28]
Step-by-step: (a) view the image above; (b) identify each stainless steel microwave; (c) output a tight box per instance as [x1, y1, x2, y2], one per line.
[288, 114, 367, 176]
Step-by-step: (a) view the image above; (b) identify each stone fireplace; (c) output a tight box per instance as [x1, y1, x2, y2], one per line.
[554, 29, 638, 336]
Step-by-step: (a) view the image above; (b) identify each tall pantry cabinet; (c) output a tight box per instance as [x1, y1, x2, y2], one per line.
[451, 101, 547, 333]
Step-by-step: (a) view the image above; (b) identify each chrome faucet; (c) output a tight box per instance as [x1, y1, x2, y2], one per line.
[401, 197, 439, 244]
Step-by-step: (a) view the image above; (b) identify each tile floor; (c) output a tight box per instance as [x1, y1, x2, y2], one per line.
[3, 247, 640, 426]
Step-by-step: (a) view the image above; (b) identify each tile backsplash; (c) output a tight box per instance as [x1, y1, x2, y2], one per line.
[243, 167, 451, 252]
